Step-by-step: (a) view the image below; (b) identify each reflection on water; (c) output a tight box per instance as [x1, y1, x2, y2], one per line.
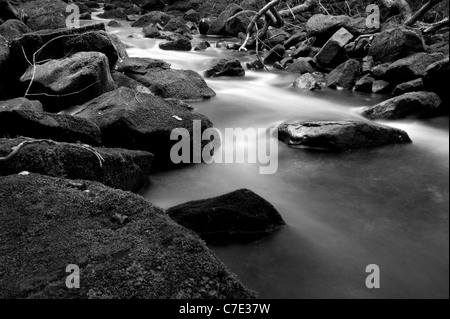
[99, 15, 449, 299]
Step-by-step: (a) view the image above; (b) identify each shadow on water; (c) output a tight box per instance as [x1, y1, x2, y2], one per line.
[97, 15, 449, 298]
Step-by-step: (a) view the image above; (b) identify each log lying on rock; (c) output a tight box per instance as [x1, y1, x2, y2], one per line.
[167, 189, 285, 244]
[278, 120, 412, 151]
[0, 173, 255, 299]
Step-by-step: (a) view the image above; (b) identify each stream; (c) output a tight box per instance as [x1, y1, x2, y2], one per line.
[95, 16, 449, 299]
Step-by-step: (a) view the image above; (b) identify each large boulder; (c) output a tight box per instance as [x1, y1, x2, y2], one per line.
[423, 57, 449, 102]
[314, 27, 353, 67]
[0, 19, 31, 40]
[98, 8, 127, 19]
[208, 3, 243, 36]
[131, 11, 172, 27]
[354, 74, 375, 93]
[20, 52, 116, 112]
[159, 37, 192, 51]
[392, 78, 425, 96]
[114, 58, 216, 100]
[362, 91, 442, 119]
[326, 59, 361, 90]
[0, 97, 43, 112]
[286, 57, 315, 75]
[369, 27, 425, 63]
[0, 173, 255, 299]
[383, 52, 445, 85]
[73, 87, 214, 168]
[225, 10, 256, 37]
[278, 120, 412, 151]
[0, 109, 102, 146]
[0, 137, 153, 192]
[18, 0, 67, 31]
[204, 58, 245, 78]
[293, 73, 321, 91]
[167, 189, 285, 243]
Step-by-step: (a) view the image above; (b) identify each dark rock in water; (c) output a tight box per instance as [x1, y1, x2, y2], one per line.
[0, 137, 153, 192]
[0, 109, 102, 146]
[109, 33, 129, 60]
[143, 25, 160, 38]
[423, 57, 449, 102]
[131, 11, 171, 27]
[163, 17, 190, 34]
[0, 173, 255, 299]
[204, 58, 245, 78]
[0, 97, 43, 112]
[74, 87, 214, 168]
[392, 78, 424, 96]
[107, 20, 123, 28]
[193, 40, 210, 51]
[99, 8, 127, 19]
[369, 27, 425, 63]
[285, 57, 314, 75]
[114, 57, 215, 100]
[225, 10, 256, 37]
[354, 74, 375, 93]
[159, 37, 192, 51]
[199, 18, 212, 35]
[278, 120, 412, 151]
[183, 9, 201, 24]
[79, 12, 91, 20]
[20, 52, 116, 112]
[326, 59, 361, 90]
[383, 52, 445, 85]
[362, 91, 442, 119]
[167, 189, 285, 244]
[372, 80, 390, 93]
[264, 44, 285, 65]
[246, 59, 264, 71]
[208, 3, 243, 36]
[293, 73, 321, 91]
[314, 27, 353, 67]
[0, 19, 31, 40]
[18, 0, 67, 31]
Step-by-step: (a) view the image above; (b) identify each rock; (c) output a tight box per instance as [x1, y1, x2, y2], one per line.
[265, 29, 289, 47]
[383, 52, 445, 85]
[143, 25, 160, 38]
[246, 59, 264, 70]
[293, 73, 321, 91]
[79, 12, 91, 20]
[0, 0, 21, 22]
[284, 31, 307, 49]
[20, 52, 116, 112]
[354, 74, 375, 93]
[111, 72, 153, 94]
[74, 87, 214, 168]
[18, 0, 67, 31]
[199, 18, 212, 35]
[131, 11, 171, 27]
[0, 109, 102, 146]
[163, 17, 190, 34]
[362, 91, 442, 119]
[0, 97, 43, 112]
[369, 27, 425, 63]
[293, 38, 314, 58]
[208, 3, 243, 36]
[183, 9, 201, 24]
[314, 27, 353, 67]
[285, 57, 314, 75]
[344, 36, 370, 59]
[193, 40, 210, 51]
[109, 33, 129, 60]
[392, 78, 425, 96]
[306, 14, 350, 42]
[326, 59, 361, 90]
[423, 57, 449, 101]
[372, 80, 390, 93]
[159, 38, 192, 51]
[264, 44, 285, 65]
[114, 58, 215, 101]
[99, 8, 127, 19]
[107, 20, 123, 28]
[0, 19, 31, 40]
[0, 137, 153, 192]
[278, 120, 412, 151]
[0, 173, 255, 299]
[362, 56, 374, 74]
[204, 58, 245, 78]
[167, 189, 285, 243]
[372, 63, 390, 79]
[225, 10, 256, 37]
[141, 0, 166, 11]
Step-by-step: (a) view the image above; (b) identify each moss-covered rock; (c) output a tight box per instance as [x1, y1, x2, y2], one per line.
[0, 173, 255, 298]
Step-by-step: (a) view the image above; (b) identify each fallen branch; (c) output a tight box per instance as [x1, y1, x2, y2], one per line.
[423, 16, 449, 33]
[404, 0, 445, 27]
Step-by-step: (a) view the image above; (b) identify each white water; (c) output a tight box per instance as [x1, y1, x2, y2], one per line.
[96, 16, 449, 299]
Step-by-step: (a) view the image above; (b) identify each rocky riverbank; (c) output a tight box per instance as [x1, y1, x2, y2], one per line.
[0, 0, 449, 299]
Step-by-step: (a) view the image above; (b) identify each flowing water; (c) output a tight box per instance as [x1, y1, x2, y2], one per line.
[96, 16, 449, 299]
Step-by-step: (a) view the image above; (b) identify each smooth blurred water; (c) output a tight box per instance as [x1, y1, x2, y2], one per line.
[98, 16, 449, 299]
